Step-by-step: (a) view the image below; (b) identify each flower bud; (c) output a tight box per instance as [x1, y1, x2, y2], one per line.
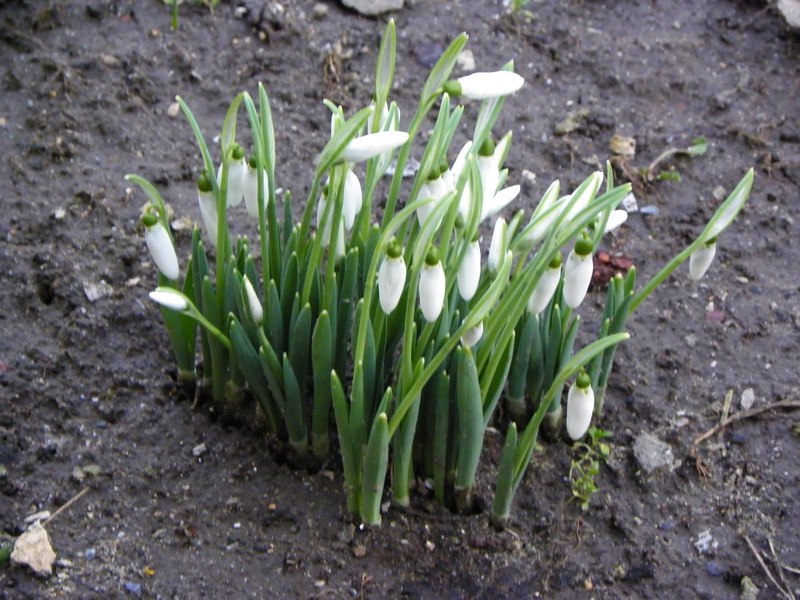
[143, 219, 180, 281]
[243, 275, 263, 326]
[341, 131, 409, 163]
[243, 158, 269, 219]
[689, 240, 717, 280]
[443, 71, 524, 101]
[197, 172, 218, 247]
[457, 239, 481, 301]
[217, 144, 247, 208]
[563, 238, 594, 309]
[419, 248, 445, 323]
[377, 240, 406, 314]
[566, 371, 594, 440]
[488, 218, 507, 273]
[460, 321, 484, 348]
[342, 168, 363, 231]
[528, 253, 562, 314]
[149, 288, 189, 312]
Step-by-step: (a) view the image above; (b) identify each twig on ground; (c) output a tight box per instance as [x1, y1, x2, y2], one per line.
[693, 400, 800, 447]
[744, 534, 796, 600]
[42, 486, 90, 527]
[769, 537, 795, 597]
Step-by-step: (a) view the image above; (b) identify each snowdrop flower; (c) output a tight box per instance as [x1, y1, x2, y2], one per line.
[443, 71, 524, 101]
[243, 275, 263, 326]
[341, 131, 409, 163]
[417, 164, 453, 227]
[457, 238, 481, 301]
[142, 213, 179, 280]
[603, 209, 628, 234]
[377, 239, 407, 314]
[475, 134, 519, 221]
[527, 253, 562, 314]
[197, 171, 218, 247]
[564, 171, 603, 223]
[524, 180, 562, 244]
[488, 218, 507, 273]
[366, 101, 390, 133]
[418, 248, 445, 323]
[563, 238, 594, 309]
[461, 321, 484, 348]
[566, 371, 595, 440]
[342, 168, 363, 231]
[149, 288, 189, 312]
[216, 144, 247, 208]
[242, 157, 269, 219]
[689, 239, 717, 280]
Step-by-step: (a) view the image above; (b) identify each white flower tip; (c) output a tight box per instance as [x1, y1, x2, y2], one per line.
[689, 242, 717, 280]
[460, 321, 484, 348]
[243, 276, 263, 325]
[341, 131, 409, 163]
[149, 289, 188, 312]
[604, 209, 628, 234]
[144, 223, 179, 280]
[456, 71, 524, 100]
[566, 381, 595, 440]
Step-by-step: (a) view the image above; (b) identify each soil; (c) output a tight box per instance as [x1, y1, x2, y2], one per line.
[1, 0, 799, 598]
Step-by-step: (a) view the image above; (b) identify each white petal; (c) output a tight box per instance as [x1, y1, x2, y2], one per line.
[689, 242, 717, 280]
[217, 159, 246, 208]
[457, 241, 481, 301]
[144, 223, 179, 280]
[563, 251, 593, 309]
[566, 382, 595, 440]
[243, 164, 269, 218]
[527, 265, 561, 314]
[460, 321, 484, 347]
[483, 185, 520, 221]
[149, 289, 188, 312]
[603, 209, 628, 234]
[243, 276, 263, 325]
[478, 155, 500, 216]
[451, 141, 473, 180]
[457, 71, 524, 100]
[342, 169, 363, 231]
[564, 171, 603, 222]
[198, 190, 218, 247]
[341, 131, 409, 163]
[378, 255, 407, 314]
[488, 218, 507, 273]
[419, 262, 445, 323]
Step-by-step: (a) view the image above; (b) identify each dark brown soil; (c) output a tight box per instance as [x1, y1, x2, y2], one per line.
[1, 1, 799, 598]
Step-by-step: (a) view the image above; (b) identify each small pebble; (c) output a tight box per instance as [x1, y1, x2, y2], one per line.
[124, 582, 142, 596]
[740, 388, 756, 411]
[192, 443, 207, 457]
[731, 431, 748, 445]
[95, 420, 108, 429]
[85, 548, 96, 560]
[639, 205, 659, 216]
[659, 519, 675, 531]
[167, 102, 180, 118]
[706, 561, 724, 577]
[312, 3, 328, 18]
[712, 185, 726, 201]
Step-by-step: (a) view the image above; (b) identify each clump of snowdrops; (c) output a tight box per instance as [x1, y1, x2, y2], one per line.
[128, 21, 753, 526]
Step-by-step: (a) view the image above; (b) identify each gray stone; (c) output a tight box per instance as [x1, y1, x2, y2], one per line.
[341, 0, 403, 16]
[778, 0, 800, 28]
[633, 432, 675, 474]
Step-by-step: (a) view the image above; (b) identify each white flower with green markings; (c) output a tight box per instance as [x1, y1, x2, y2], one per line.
[142, 213, 179, 280]
[457, 238, 481, 301]
[242, 157, 269, 219]
[341, 130, 409, 163]
[527, 253, 562, 314]
[563, 238, 594, 309]
[566, 371, 595, 440]
[217, 143, 247, 208]
[378, 239, 407, 315]
[443, 70, 524, 101]
[196, 171, 218, 247]
[418, 248, 445, 323]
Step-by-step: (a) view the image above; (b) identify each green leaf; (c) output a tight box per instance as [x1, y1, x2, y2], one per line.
[421, 33, 469, 102]
[374, 19, 396, 112]
[316, 106, 374, 174]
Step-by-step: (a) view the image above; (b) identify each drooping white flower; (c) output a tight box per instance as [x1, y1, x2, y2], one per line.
[566, 372, 595, 440]
[243, 275, 263, 326]
[197, 172, 218, 247]
[563, 171, 603, 223]
[243, 159, 269, 219]
[689, 240, 717, 280]
[341, 131, 409, 163]
[377, 240, 407, 314]
[603, 209, 628, 234]
[417, 166, 453, 228]
[366, 101, 390, 133]
[149, 288, 189, 312]
[143, 215, 179, 281]
[444, 71, 524, 101]
[563, 238, 594, 309]
[488, 218, 507, 273]
[418, 248, 445, 323]
[527, 254, 562, 314]
[216, 144, 247, 208]
[461, 321, 484, 348]
[485, 184, 520, 221]
[457, 239, 481, 301]
[524, 180, 562, 244]
[342, 168, 363, 231]
[473, 133, 519, 221]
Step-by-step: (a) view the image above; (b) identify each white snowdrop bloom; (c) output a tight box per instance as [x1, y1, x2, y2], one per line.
[603, 209, 628, 234]
[488, 218, 507, 273]
[689, 240, 717, 280]
[377, 241, 406, 314]
[143, 216, 179, 281]
[484, 185, 520, 221]
[342, 168, 363, 231]
[566, 372, 595, 440]
[341, 131, 409, 163]
[527, 254, 562, 314]
[444, 71, 524, 101]
[216, 145, 247, 208]
[366, 101, 390, 133]
[197, 173, 219, 247]
[418, 249, 446, 323]
[149, 288, 189, 312]
[524, 180, 562, 244]
[243, 275, 263, 326]
[564, 171, 603, 223]
[457, 239, 481, 301]
[562, 239, 594, 309]
[417, 167, 453, 227]
[473, 133, 518, 221]
[242, 159, 269, 219]
[451, 141, 473, 180]
[460, 321, 484, 348]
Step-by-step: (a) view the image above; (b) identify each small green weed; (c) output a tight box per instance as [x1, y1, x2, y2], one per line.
[569, 427, 612, 511]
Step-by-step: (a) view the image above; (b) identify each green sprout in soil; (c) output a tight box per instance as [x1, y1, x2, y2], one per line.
[569, 426, 612, 511]
[128, 20, 754, 527]
[163, 0, 220, 31]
